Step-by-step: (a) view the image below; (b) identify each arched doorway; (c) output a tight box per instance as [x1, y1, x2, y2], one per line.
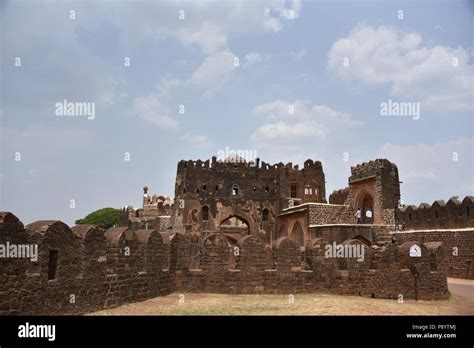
[291, 222, 305, 247]
[219, 215, 249, 240]
[358, 193, 374, 224]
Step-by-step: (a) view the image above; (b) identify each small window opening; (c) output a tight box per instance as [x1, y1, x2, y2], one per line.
[202, 206, 209, 221]
[290, 184, 297, 198]
[232, 184, 240, 195]
[262, 209, 269, 222]
[48, 250, 59, 280]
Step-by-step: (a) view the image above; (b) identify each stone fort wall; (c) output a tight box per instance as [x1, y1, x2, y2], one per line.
[0, 212, 449, 315]
[393, 196, 474, 279]
[394, 229, 474, 279]
[396, 197, 474, 230]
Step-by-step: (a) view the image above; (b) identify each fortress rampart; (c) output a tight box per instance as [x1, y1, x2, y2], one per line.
[0, 212, 448, 315]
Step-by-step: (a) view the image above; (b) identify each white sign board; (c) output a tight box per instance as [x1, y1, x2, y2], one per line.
[409, 244, 421, 257]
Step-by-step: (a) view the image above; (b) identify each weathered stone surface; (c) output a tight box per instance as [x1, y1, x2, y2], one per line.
[1, 157, 470, 314]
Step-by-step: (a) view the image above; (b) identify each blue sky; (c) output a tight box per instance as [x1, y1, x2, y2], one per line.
[1, 0, 473, 225]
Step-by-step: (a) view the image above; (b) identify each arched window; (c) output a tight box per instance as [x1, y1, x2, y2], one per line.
[262, 208, 269, 223]
[290, 184, 297, 198]
[202, 206, 209, 221]
[232, 184, 240, 195]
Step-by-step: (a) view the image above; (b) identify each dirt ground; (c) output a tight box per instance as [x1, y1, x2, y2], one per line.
[91, 279, 474, 316]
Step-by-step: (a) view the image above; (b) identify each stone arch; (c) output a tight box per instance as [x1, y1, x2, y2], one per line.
[202, 232, 231, 248]
[351, 235, 372, 246]
[219, 214, 250, 240]
[278, 224, 287, 239]
[356, 191, 374, 224]
[291, 221, 305, 247]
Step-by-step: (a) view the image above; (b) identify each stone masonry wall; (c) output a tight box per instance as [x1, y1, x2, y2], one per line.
[396, 196, 474, 230]
[394, 229, 474, 279]
[307, 203, 354, 225]
[0, 212, 450, 315]
[309, 224, 394, 245]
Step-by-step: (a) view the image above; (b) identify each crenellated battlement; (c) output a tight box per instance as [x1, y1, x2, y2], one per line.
[176, 157, 323, 176]
[396, 196, 474, 230]
[349, 158, 398, 181]
[0, 212, 449, 315]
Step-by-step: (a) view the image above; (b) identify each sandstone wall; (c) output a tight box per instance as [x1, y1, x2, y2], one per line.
[0, 212, 450, 315]
[394, 229, 474, 279]
[309, 224, 393, 245]
[308, 203, 354, 225]
[396, 197, 474, 230]
[0, 213, 173, 315]
[174, 235, 448, 300]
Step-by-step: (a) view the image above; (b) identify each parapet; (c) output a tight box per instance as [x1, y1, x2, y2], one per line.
[396, 196, 474, 230]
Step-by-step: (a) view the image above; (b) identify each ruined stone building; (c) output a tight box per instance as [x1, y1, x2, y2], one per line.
[123, 157, 400, 246]
[120, 156, 473, 279]
[119, 187, 173, 231]
[0, 156, 473, 315]
[171, 156, 326, 244]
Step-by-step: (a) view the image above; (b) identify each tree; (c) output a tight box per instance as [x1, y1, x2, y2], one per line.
[75, 207, 120, 230]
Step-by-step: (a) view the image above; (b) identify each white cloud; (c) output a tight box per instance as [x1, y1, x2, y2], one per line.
[290, 49, 307, 61]
[2, 1, 302, 127]
[244, 52, 272, 65]
[176, 22, 228, 54]
[132, 94, 179, 129]
[156, 78, 182, 98]
[263, 0, 301, 31]
[188, 50, 236, 91]
[2, 126, 95, 155]
[377, 138, 474, 203]
[328, 24, 474, 111]
[111, 1, 301, 54]
[254, 120, 328, 139]
[251, 99, 361, 145]
[2, 3, 128, 116]
[179, 132, 213, 147]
